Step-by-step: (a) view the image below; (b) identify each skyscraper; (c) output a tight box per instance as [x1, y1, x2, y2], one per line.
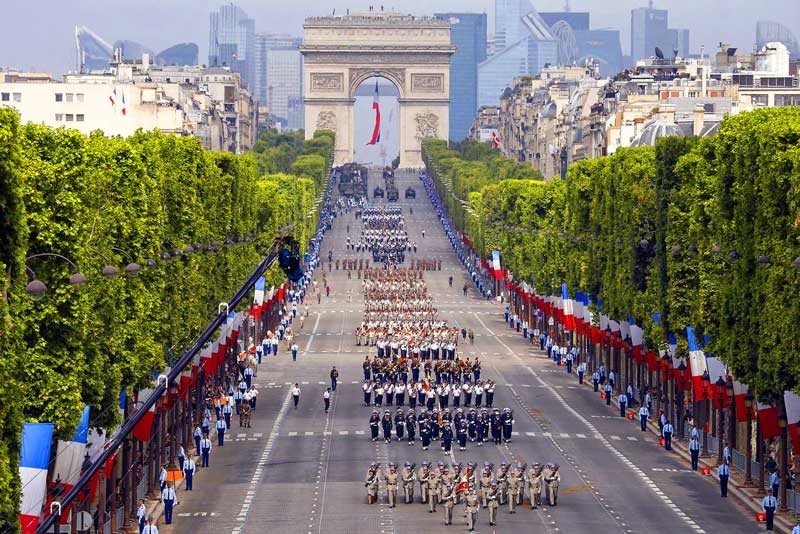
[263, 36, 303, 130]
[75, 26, 113, 72]
[539, 12, 590, 32]
[209, 4, 256, 88]
[668, 28, 690, 58]
[494, 0, 534, 52]
[435, 13, 487, 141]
[630, 6, 670, 62]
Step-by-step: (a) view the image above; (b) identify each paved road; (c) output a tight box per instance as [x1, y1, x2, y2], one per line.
[161, 169, 758, 534]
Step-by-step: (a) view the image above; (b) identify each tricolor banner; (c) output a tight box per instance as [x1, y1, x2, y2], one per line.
[758, 402, 781, 439]
[706, 357, 728, 408]
[366, 80, 381, 145]
[561, 284, 575, 331]
[732, 380, 749, 423]
[19, 422, 55, 534]
[785, 391, 800, 454]
[491, 250, 502, 281]
[50, 406, 90, 522]
[686, 326, 709, 400]
[132, 388, 158, 442]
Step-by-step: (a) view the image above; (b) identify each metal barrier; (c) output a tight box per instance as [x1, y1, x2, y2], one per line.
[786, 489, 800, 514]
[731, 449, 746, 472]
[116, 505, 125, 530]
[136, 468, 149, 501]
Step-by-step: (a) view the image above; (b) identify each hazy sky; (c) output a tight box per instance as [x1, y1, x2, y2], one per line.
[1, 0, 798, 74]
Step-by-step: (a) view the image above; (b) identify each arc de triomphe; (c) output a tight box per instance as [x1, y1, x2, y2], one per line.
[300, 14, 455, 168]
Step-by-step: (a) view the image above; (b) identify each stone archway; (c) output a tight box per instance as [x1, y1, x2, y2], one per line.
[301, 13, 454, 168]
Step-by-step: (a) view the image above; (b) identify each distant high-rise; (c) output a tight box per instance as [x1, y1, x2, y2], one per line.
[539, 12, 590, 32]
[435, 13, 487, 141]
[75, 26, 113, 72]
[631, 6, 669, 61]
[262, 36, 303, 130]
[757, 21, 799, 58]
[156, 44, 199, 66]
[668, 28, 690, 58]
[494, 0, 534, 52]
[209, 3, 256, 88]
[575, 30, 623, 76]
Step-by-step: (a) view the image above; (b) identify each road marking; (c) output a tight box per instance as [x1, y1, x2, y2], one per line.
[288, 431, 298, 436]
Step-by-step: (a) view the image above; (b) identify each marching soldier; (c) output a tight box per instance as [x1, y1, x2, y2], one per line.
[420, 418, 432, 450]
[485, 379, 496, 408]
[384, 463, 399, 508]
[465, 484, 479, 531]
[480, 463, 493, 508]
[369, 410, 380, 441]
[490, 408, 502, 444]
[382, 410, 393, 443]
[487, 482, 499, 526]
[365, 463, 380, 504]
[427, 465, 440, 513]
[501, 407, 515, 443]
[526, 463, 543, 509]
[442, 482, 457, 525]
[401, 462, 416, 503]
[418, 461, 432, 506]
[456, 417, 468, 451]
[441, 421, 453, 453]
[507, 463, 524, 513]
[394, 408, 406, 441]
[406, 410, 417, 446]
[545, 463, 561, 506]
[495, 463, 509, 505]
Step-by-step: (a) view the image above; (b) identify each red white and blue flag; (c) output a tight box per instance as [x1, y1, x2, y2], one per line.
[109, 87, 116, 106]
[121, 91, 126, 116]
[561, 284, 575, 331]
[686, 326, 709, 400]
[50, 406, 90, 523]
[491, 130, 501, 149]
[19, 422, 55, 534]
[367, 80, 381, 145]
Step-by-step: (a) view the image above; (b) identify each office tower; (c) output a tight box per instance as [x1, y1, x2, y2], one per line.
[209, 3, 256, 88]
[539, 12, 590, 31]
[575, 30, 623, 76]
[264, 37, 303, 129]
[435, 13, 487, 141]
[75, 26, 113, 72]
[494, 0, 534, 51]
[668, 28, 690, 58]
[630, 6, 670, 62]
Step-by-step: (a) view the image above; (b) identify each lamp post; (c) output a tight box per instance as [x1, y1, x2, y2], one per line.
[701, 369, 711, 455]
[715, 376, 726, 462]
[24, 253, 88, 297]
[675, 361, 688, 438]
[745, 391, 754, 485]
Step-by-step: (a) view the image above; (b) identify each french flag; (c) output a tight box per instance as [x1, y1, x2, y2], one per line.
[732, 379, 749, 423]
[785, 391, 800, 454]
[132, 388, 158, 442]
[19, 422, 55, 534]
[366, 80, 381, 145]
[50, 406, 90, 522]
[252, 276, 266, 320]
[491, 130, 501, 149]
[630, 323, 644, 360]
[706, 357, 728, 408]
[109, 87, 116, 106]
[491, 250, 502, 281]
[561, 284, 575, 331]
[758, 402, 781, 439]
[121, 91, 126, 116]
[686, 326, 709, 400]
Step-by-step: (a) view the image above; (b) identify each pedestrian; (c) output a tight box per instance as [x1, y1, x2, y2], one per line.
[215, 417, 226, 446]
[604, 383, 613, 406]
[326, 285, 330, 297]
[222, 400, 233, 429]
[577, 362, 585, 384]
[592, 370, 600, 392]
[159, 464, 167, 491]
[718, 461, 730, 497]
[292, 383, 301, 409]
[177, 445, 186, 471]
[291, 343, 299, 361]
[161, 481, 176, 524]
[193, 425, 202, 455]
[662, 420, 674, 450]
[770, 468, 780, 498]
[762, 488, 778, 531]
[638, 405, 649, 431]
[324, 388, 331, 413]
[689, 436, 700, 470]
[330, 366, 339, 391]
[137, 499, 147, 534]
[619, 390, 628, 417]
[183, 456, 196, 491]
[200, 435, 212, 467]
[723, 442, 731, 465]
[142, 517, 159, 534]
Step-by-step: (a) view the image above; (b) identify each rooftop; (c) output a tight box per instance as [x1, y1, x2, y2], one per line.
[304, 13, 450, 27]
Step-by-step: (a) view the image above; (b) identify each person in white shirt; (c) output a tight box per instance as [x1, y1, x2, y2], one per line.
[717, 461, 730, 497]
[200, 436, 212, 467]
[762, 488, 778, 530]
[137, 499, 147, 534]
[183, 457, 196, 491]
[292, 384, 301, 409]
[323, 388, 331, 413]
[161, 482, 177, 524]
[142, 517, 159, 534]
[158, 464, 167, 491]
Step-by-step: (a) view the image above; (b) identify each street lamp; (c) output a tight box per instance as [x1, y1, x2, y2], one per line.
[675, 361, 688, 438]
[745, 391, 754, 485]
[24, 253, 88, 298]
[88, 249, 120, 278]
[111, 247, 142, 277]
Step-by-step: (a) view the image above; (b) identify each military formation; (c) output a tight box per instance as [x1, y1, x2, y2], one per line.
[359, 206, 409, 264]
[365, 461, 561, 529]
[367, 406, 515, 449]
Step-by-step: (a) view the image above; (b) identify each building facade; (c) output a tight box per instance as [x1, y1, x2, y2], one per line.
[631, 6, 690, 62]
[435, 13, 487, 141]
[265, 37, 303, 130]
[208, 3, 256, 89]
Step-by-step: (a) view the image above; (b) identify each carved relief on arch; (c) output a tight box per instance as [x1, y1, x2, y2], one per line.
[414, 112, 439, 142]
[348, 68, 405, 98]
[316, 111, 337, 131]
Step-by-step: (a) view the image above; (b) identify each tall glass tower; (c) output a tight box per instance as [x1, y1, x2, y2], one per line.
[209, 4, 256, 88]
[435, 13, 487, 141]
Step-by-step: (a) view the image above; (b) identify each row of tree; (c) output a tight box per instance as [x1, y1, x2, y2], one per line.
[0, 107, 333, 527]
[423, 107, 800, 405]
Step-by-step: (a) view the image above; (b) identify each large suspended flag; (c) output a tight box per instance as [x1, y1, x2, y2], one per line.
[121, 91, 127, 116]
[561, 284, 575, 331]
[491, 250, 502, 281]
[758, 402, 781, 439]
[491, 130, 501, 149]
[19, 422, 55, 534]
[132, 388, 158, 442]
[51, 406, 90, 521]
[686, 326, 709, 400]
[366, 80, 381, 145]
[732, 380, 749, 423]
[785, 391, 800, 454]
[254, 276, 266, 306]
[108, 87, 116, 106]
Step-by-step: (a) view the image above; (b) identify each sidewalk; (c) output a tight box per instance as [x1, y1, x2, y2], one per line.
[501, 318, 795, 533]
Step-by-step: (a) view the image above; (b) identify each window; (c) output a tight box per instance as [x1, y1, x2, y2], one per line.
[55, 93, 63, 102]
[65, 93, 74, 102]
[76, 114, 85, 122]
[775, 94, 800, 107]
[76, 93, 85, 103]
[1, 93, 8, 102]
[55, 113, 63, 121]
[65, 114, 74, 122]
[13, 93, 21, 102]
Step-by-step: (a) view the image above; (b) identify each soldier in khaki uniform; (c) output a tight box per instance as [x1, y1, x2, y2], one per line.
[427, 464, 440, 513]
[441, 482, 457, 525]
[507, 464, 522, 513]
[365, 463, 380, 504]
[545, 463, 561, 506]
[465, 485, 480, 532]
[487, 482, 499, 526]
[525, 463, 543, 509]
[418, 461, 432, 506]
[384, 463, 399, 507]
[541, 464, 554, 506]
[401, 461, 416, 504]
[495, 463, 509, 505]
[479, 463, 493, 508]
